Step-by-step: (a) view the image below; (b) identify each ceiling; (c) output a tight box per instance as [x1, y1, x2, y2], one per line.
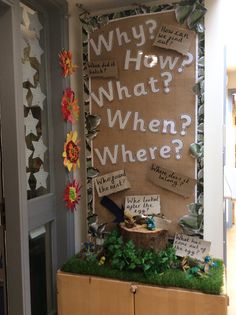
[75, 0, 177, 16]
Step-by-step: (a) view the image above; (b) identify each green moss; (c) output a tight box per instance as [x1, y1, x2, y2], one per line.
[61, 256, 224, 295]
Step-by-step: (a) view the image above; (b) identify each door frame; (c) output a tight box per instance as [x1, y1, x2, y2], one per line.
[0, 0, 72, 314]
[0, 1, 31, 314]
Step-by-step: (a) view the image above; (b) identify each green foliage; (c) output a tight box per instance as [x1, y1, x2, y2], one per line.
[175, 0, 207, 33]
[61, 257, 225, 295]
[103, 230, 178, 275]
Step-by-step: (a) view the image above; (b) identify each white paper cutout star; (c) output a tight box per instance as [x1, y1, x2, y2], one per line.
[31, 84, 46, 109]
[21, 34, 28, 61]
[29, 37, 44, 63]
[25, 144, 33, 168]
[34, 165, 48, 190]
[26, 172, 31, 191]
[22, 60, 37, 85]
[23, 88, 29, 107]
[32, 137, 47, 161]
[21, 6, 30, 27]
[21, 24, 37, 41]
[20, 6, 24, 26]
[24, 110, 39, 136]
[29, 12, 43, 38]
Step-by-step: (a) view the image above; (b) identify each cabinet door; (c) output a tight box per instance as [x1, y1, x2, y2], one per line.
[135, 284, 227, 315]
[57, 273, 134, 315]
[90, 277, 134, 315]
[57, 273, 92, 315]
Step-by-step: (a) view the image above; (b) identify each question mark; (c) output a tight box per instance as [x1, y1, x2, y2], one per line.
[161, 72, 173, 93]
[145, 19, 157, 39]
[172, 139, 183, 160]
[178, 52, 193, 73]
[180, 114, 192, 135]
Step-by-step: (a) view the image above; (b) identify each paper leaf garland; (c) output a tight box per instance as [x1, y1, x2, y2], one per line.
[32, 136, 47, 161]
[61, 88, 79, 123]
[58, 49, 77, 77]
[62, 130, 80, 171]
[33, 165, 48, 190]
[64, 180, 81, 211]
[24, 110, 39, 136]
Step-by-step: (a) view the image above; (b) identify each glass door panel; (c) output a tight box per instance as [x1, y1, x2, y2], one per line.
[0, 119, 6, 315]
[21, 2, 50, 200]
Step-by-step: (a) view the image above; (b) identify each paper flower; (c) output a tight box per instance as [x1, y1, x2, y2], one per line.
[62, 130, 80, 171]
[61, 88, 79, 123]
[58, 49, 77, 77]
[64, 180, 81, 211]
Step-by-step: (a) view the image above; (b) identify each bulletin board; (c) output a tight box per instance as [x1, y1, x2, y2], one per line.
[88, 10, 197, 233]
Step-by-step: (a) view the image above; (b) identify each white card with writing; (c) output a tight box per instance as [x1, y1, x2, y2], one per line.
[173, 233, 211, 261]
[94, 169, 130, 197]
[125, 195, 160, 215]
[87, 60, 118, 78]
[153, 24, 194, 55]
[148, 164, 196, 198]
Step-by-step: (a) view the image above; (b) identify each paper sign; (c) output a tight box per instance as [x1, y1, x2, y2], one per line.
[173, 233, 211, 261]
[87, 60, 118, 78]
[125, 195, 160, 215]
[153, 24, 194, 55]
[94, 169, 130, 197]
[147, 164, 196, 197]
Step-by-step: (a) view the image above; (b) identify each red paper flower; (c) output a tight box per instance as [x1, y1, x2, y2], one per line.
[58, 49, 77, 77]
[61, 88, 79, 123]
[64, 180, 81, 211]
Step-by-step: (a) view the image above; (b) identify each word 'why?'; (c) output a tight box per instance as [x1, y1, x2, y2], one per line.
[90, 19, 159, 56]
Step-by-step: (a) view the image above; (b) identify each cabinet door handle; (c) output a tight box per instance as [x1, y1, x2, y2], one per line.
[130, 285, 138, 293]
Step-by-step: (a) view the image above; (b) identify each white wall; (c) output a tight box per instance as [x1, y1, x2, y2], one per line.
[204, 0, 225, 258]
[68, 0, 88, 252]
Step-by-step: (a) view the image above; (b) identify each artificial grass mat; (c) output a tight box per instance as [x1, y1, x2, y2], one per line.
[61, 256, 224, 295]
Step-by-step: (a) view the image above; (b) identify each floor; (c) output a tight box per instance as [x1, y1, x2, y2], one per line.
[227, 224, 236, 315]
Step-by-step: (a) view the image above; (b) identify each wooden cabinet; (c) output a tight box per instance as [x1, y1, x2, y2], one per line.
[57, 271, 228, 315]
[57, 272, 134, 315]
[135, 284, 227, 315]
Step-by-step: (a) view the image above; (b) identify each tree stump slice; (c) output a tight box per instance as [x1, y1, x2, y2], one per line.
[120, 223, 168, 252]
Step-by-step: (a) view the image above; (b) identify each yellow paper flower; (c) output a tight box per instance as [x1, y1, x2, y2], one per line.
[62, 131, 80, 171]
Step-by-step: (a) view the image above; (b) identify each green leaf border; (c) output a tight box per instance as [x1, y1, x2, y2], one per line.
[81, 1, 206, 236]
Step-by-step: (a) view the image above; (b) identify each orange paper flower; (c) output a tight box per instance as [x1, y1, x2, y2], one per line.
[59, 49, 77, 77]
[64, 180, 81, 211]
[61, 88, 79, 123]
[62, 131, 80, 171]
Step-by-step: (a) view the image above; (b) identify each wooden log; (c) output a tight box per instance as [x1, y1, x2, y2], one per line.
[120, 223, 168, 252]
